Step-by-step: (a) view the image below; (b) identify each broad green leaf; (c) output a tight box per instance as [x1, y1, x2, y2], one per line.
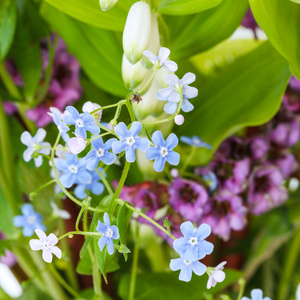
[44, 0, 135, 31]
[249, 0, 300, 79]
[156, 0, 223, 15]
[290, 0, 300, 3]
[164, 0, 248, 60]
[40, 3, 128, 97]
[119, 269, 242, 300]
[177, 42, 290, 164]
[0, 0, 17, 60]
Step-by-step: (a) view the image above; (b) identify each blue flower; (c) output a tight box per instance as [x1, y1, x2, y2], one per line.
[54, 154, 92, 188]
[146, 131, 180, 172]
[63, 106, 100, 139]
[180, 136, 212, 149]
[170, 255, 207, 282]
[203, 171, 218, 193]
[157, 72, 198, 115]
[96, 213, 120, 255]
[49, 107, 70, 142]
[21, 128, 51, 167]
[173, 222, 214, 261]
[241, 289, 271, 300]
[74, 168, 105, 199]
[112, 122, 150, 163]
[13, 204, 46, 237]
[85, 137, 117, 171]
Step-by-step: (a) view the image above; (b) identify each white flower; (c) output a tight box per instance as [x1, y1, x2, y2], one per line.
[29, 229, 62, 263]
[21, 128, 51, 167]
[207, 261, 227, 289]
[50, 201, 71, 220]
[143, 47, 178, 72]
[82, 101, 102, 122]
[68, 135, 87, 154]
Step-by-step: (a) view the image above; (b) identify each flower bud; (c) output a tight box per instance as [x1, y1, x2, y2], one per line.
[123, 1, 151, 64]
[68, 136, 87, 154]
[99, 0, 118, 11]
[141, 13, 160, 69]
[82, 101, 102, 121]
[122, 54, 150, 90]
[174, 114, 184, 125]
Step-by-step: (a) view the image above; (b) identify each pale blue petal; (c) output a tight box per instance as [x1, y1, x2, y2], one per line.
[91, 137, 104, 149]
[23, 148, 34, 162]
[185, 245, 198, 261]
[180, 136, 193, 145]
[21, 204, 35, 216]
[128, 121, 142, 137]
[107, 238, 114, 255]
[86, 157, 100, 171]
[251, 289, 263, 300]
[82, 112, 94, 123]
[90, 182, 104, 195]
[165, 133, 178, 150]
[241, 298, 251, 300]
[66, 106, 80, 119]
[23, 225, 34, 237]
[65, 153, 77, 165]
[151, 131, 165, 147]
[60, 172, 76, 188]
[104, 213, 110, 227]
[168, 91, 180, 103]
[101, 152, 116, 165]
[163, 60, 178, 73]
[13, 216, 25, 227]
[21, 131, 33, 146]
[166, 151, 180, 166]
[103, 138, 116, 150]
[146, 147, 160, 161]
[125, 146, 136, 163]
[75, 127, 87, 139]
[96, 221, 107, 234]
[170, 258, 184, 271]
[198, 240, 214, 256]
[179, 265, 192, 282]
[180, 221, 194, 237]
[191, 261, 206, 276]
[180, 72, 196, 85]
[98, 235, 108, 251]
[34, 156, 43, 167]
[114, 122, 128, 139]
[135, 138, 150, 151]
[74, 185, 87, 199]
[173, 238, 187, 253]
[112, 141, 127, 154]
[164, 102, 177, 115]
[77, 172, 92, 185]
[111, 225, 119, 239]
[63, 115, 76, 125]
[153, 156, 166, 172]
[183, 86, 198, 99]
[85, 124, 100, 135]
[165, 74, 179, 86]
[33, 128, 46, 144]
[157, 87, 173, 99]
[181, 99, 194, 112]
[196, 223, 211, 240]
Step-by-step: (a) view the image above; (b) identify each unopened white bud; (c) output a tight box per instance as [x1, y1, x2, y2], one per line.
[68, 136, 87, 154]
[174, 114, 184, 125]
[82, 101, 102, 121]
[123, 1, 151, 64]
[99, 0, 118, 11]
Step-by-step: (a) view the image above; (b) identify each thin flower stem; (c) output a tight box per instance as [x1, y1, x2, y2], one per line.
[31, 179, 56, 195]
[180, 146, 197, 173]
[75, 205, 87, 232]
[112, 161, 131, 203]
[237, 278, 246, 300]
[91, 100, 126, 114]
[141, 114, 175, 125]
[125, 94, 136, 123]
[58, 231, 101, 241]
[96, 168, 113, 195]
[87, 131, 112, 144]
[117, 199, 176, 240]
[129, 222, 140, 300]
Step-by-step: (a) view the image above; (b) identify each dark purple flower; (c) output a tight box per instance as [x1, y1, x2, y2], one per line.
[248, 136, 269, 160]
[270, 152, 297, 178]
[290, 76, 300, 93]
[248, 165, 288, 215]
[241, 9, 259, 37]
[282, 94, 300, 112]
[0, 233, 16, 267]
[169, 178, 208, 222]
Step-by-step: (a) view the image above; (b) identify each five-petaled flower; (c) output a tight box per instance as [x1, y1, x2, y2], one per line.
[157, 72, 198, 115]
[207, 261, 227, 289]
[63, 106, 100, 139]
[143, 47, 178, 72]
[146, 131, 180, 172]
[13, 204, 46, 237]
[241, 289, 271, 300]
[173, 222, 214, 261]
[96, 213, 120, 255]
[112, 122, 150, 163]
[29, 229, 62, 263]
[180, 136, 212, 149]
[21, 128, 51, 167]
[49, 107, 70, 142]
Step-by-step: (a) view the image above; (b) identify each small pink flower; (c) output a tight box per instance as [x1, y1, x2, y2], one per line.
[68, 135, 87, 154]
[174, 114, 184, 125]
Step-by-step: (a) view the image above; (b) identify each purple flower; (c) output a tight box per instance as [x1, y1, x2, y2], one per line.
[248, 165, 288, 215]
[290, 76, 300, 93]
[248, 136, 269, 160]
[13, 204, 46, 237]
[173, 221, 214, 261]
[169, 178, 208, 222]
[112, 122, 150, 163]
[96, 213, 119, 255]
[282, 94, 300, 112]
[241, 9, 259, 37]
[0, 233, 16, 267]
[54, 154, 92, 188]
[271, 151, 297, 178]
[85, 137, 116, 170]
[146, 131, 180, 172]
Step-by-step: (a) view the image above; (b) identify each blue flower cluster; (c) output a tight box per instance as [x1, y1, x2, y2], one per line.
[170, 222, 214, 282]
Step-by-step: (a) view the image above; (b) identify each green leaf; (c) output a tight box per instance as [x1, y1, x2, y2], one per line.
[249, 0, 300, 79]
[119, 269, 242, 300]
[117, 204, 133, 261]
[156, 0, 223, 15]
[0, 0, 17, 61]
[177, 42, 290, 164]
[164, 0, 248, 60]
[43, 0, 135, 31]
[40, 3, 128, 97]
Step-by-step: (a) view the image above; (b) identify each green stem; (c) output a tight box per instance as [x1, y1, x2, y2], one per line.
[112, 161, 131, 203]
[91, 100, 126, 114]
[237, 278, 246, 300]
[31, 179, 56, 196]
[75, 204, 88, 232]
[125, 94, 136, 123]
[180, 146, 197, 173]
[141, 114, 175, 126]
[58, 231, 101, 241]
[96, 168, 113, 195]
[129, 223, 140, 300]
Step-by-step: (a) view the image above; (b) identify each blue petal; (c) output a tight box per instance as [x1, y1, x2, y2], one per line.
[196, 223, 211, 240]
[165, 133, 178, 150]
[65, 153, 77, 165]
[98, 235, 108, 251]
[125, 146, 136, 163]
[180, 136, 193, 145]
[90, 182, 104, 195]
[146, 147, 160, 161]
[74, 185, 87, 199]
[111, 225, 120, 239]
[179, 265, 192, 282]
[82, 112, 95, 123]
[198, 240, 214, 256]
[85, 124, 100, 135]
[191, 261, 206, 276]
[107, 238, 114, 255]
[75, 127, 87, 139]
[86, 156, 100, 171]
[96, 221, 107, 234]
[91, 137, 104, 149]
[13, 216, 25, 227]
[112, 141, 127, 154]
[101, 152, 116, 165]
[66, 106, 80, 119]
[185, 245, 198, 261]
[173, 238, 187, 253]
[180, 221, 195, 237]
[181, 98, 194, 112]
[128, 121, 142, 137]
[251, 289, 263, 300]
[151, 131, 165, 147]
[170, 258, 184, 271]
[60, 172, 76, 188]
[164, 102, 177, 115]
[63, 115, 76, 125]
[114, 122, 128, 139]
[21, 204, 35, 216]
[61, 132, 70, 143]
[104, 213, 111, 227]
[135, 138, 150, 151]
[153, 156, 166, 172]
[77, 171, 92, 185]
[166, 151, 180, 166]
[23, 225, 34, 237]
[86, 149, 96, 160]
[55, 159, 69, 171]
[103, 138, 117, 150]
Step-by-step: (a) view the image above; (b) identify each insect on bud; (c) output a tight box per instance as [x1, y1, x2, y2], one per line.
[99, 0, 118, 11]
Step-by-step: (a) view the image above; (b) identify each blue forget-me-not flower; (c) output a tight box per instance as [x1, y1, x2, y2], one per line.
[21, 128, 51, 167]
[146, 131, 180, 172]
[157, 72, 198, 115]
[96, 213, 120, 255]
[63, 106, 100, 139]
[85, 137, 116, 170]
[170, 255, 207, 282]
[13, 204, 46, 237]
[241, 289, 271, 300]
[49, 107, 70, 142]
[180, 136, 212, 149]
[112, 122, 150, 163]
[54, 154, 92, 188]
[173, 221, 214, 262]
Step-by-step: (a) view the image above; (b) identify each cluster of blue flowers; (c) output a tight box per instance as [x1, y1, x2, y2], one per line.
[170, 221, 214, 282]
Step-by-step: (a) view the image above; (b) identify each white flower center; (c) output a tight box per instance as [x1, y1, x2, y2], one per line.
[183, 259, 192, 266]
[188, 236, 198, 246]
[43, 241, 50, 249]
[175, 84, 183, 94]
[105, 228, 113, 238]
[193, 138, 200, 145]
[159, 147, 168, 157]
[69, 165, 78, 173]
[125, 136, 135, 146]
[27, 216, 36, 224]
[96, 148, 105, 157]
[76, 119, 84, 127]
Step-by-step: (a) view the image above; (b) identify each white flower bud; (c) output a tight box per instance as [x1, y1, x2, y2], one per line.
[141, 13, 160, 69]
[174, 114, 184, 125]
[82, 101, 102, 121]
[99, 0, 118, 11]
[123, 1, 151, 64]
[68, 136, 87, 154]
[122, 54, 150, 90]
